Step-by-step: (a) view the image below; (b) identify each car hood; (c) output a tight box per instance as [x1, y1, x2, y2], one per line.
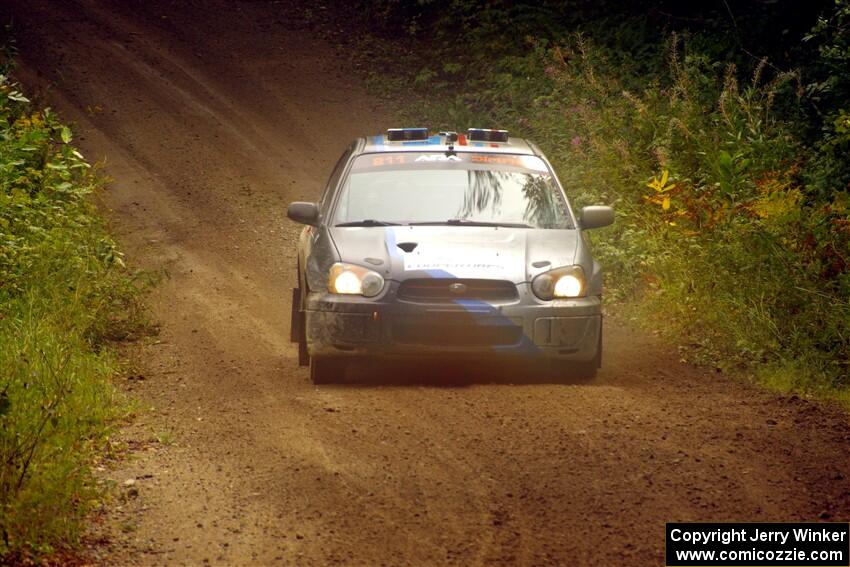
[329, 226, 579, 283]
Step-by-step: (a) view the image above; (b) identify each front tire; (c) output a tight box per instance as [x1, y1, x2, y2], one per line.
[545, 356, 597, 382]
[568, 359, 598, 382]
[310, 357, 347, 384]
[297, 318, 310, 367]
[290, 287, 301, 343]
[548, 322, 602, 382]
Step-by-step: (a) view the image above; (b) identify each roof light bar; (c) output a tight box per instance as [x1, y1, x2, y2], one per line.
[387, 128, 429, 141]
[467, 128, 509, 143]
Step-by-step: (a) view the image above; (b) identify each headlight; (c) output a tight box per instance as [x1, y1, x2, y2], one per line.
[328, 263, 385, 297]
[531, 265, 586, 300]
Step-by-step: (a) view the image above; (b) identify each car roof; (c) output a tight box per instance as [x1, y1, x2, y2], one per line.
[357, 133, 539, 156]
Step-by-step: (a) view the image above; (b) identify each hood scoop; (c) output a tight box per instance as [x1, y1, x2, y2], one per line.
[397, 242, 418, 253]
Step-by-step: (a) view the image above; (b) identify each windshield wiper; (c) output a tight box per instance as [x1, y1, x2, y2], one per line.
[335, 219, 402, 227]
[409, 219, 533, 228]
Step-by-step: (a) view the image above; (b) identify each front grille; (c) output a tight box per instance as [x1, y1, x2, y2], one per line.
[397, 279, 518, 303]
[393, 315, 523, 347]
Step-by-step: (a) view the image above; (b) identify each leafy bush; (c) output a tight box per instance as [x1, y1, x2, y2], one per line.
[0, 73, 145, 558]
[803, 0, 850, 200]
[520, 38, 848, 381]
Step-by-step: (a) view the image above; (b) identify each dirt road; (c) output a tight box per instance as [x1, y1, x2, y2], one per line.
[7, 1, 850, 564]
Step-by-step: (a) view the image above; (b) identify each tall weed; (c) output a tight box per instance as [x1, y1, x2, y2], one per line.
[0, 73, 146, 558]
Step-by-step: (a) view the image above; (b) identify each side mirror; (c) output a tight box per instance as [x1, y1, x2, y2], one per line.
[287, 202, 320, 226]
[580, 206, 614, 230]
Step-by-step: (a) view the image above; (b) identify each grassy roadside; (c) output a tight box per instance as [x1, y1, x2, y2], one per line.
[316, 2, 849, 400]
[0, 59, 148, 560]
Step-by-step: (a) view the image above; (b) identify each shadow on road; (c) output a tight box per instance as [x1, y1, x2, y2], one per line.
[327, 358, 598, 387]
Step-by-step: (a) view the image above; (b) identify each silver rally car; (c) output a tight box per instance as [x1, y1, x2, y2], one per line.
[287, 128, 614, 383]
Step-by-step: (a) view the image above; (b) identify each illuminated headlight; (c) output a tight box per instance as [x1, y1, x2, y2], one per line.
[328, 263, 385, 297]
[531, 265, 586, 300]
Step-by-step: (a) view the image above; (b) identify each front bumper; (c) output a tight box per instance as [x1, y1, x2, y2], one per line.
[304, 282, 601, 361]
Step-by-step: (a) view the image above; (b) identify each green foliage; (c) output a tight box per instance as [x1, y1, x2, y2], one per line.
[0, 74, 147, 558]
[353, 1, 850, 393]
[803, 0, 850, 199]
[0, 25, 16, 76]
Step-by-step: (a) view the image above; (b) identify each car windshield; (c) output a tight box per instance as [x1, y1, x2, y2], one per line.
[332, 153, 573, 229]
